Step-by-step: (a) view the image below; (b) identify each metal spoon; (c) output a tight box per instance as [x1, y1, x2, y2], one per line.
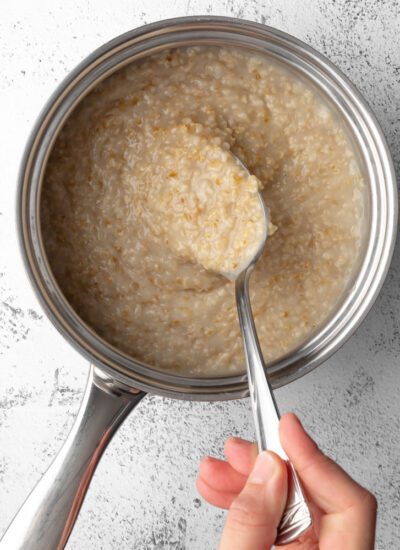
[229, 157, 312, 545]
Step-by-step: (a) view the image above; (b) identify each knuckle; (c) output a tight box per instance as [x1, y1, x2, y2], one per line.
[349, 488, 378, 519]
[360, 489, 378, 513]
[297, 449, 330, 477]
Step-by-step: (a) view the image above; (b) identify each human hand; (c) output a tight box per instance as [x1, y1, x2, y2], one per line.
[197, 413, 377, 549]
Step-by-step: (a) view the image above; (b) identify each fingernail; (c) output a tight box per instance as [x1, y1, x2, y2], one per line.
[229, 437, 250, 446]
[248, 451, 278, 484]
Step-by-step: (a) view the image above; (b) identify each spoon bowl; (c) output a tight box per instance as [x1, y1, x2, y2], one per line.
[218, 156, 269, 281]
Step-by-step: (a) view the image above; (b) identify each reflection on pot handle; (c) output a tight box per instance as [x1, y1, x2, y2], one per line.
[0, 365, 145, 550]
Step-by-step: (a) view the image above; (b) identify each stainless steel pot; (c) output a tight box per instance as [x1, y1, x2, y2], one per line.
[1, 16, 397, 550]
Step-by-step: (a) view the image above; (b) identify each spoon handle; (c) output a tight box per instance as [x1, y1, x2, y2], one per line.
[235, 269, 312, 545]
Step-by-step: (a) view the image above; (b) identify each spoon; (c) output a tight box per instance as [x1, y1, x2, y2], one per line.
[229, 156, 312, 545]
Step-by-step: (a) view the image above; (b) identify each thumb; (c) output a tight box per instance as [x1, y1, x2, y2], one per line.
[219, 451, 288, 550]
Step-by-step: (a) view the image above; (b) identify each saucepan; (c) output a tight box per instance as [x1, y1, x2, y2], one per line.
[1, 16, 397, 550]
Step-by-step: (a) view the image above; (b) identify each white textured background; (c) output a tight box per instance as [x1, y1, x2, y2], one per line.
[0, 1, 399, 548]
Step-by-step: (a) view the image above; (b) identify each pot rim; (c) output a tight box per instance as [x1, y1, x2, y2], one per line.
[17, 16, 398, 400]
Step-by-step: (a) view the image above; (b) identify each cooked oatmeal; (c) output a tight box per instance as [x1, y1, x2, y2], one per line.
[119, 120, 268, 276]
[41, 46, 364, 376]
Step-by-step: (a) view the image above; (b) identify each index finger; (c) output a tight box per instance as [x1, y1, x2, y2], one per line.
[279, 413, 376, 515]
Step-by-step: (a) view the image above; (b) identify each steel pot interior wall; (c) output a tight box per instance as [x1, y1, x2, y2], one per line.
[18, 17, 398, 400]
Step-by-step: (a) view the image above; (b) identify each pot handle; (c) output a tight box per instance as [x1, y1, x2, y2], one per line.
[0, 365, 145, 550]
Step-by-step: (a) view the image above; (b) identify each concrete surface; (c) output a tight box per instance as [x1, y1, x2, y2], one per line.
[0, 1, 399, 548]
